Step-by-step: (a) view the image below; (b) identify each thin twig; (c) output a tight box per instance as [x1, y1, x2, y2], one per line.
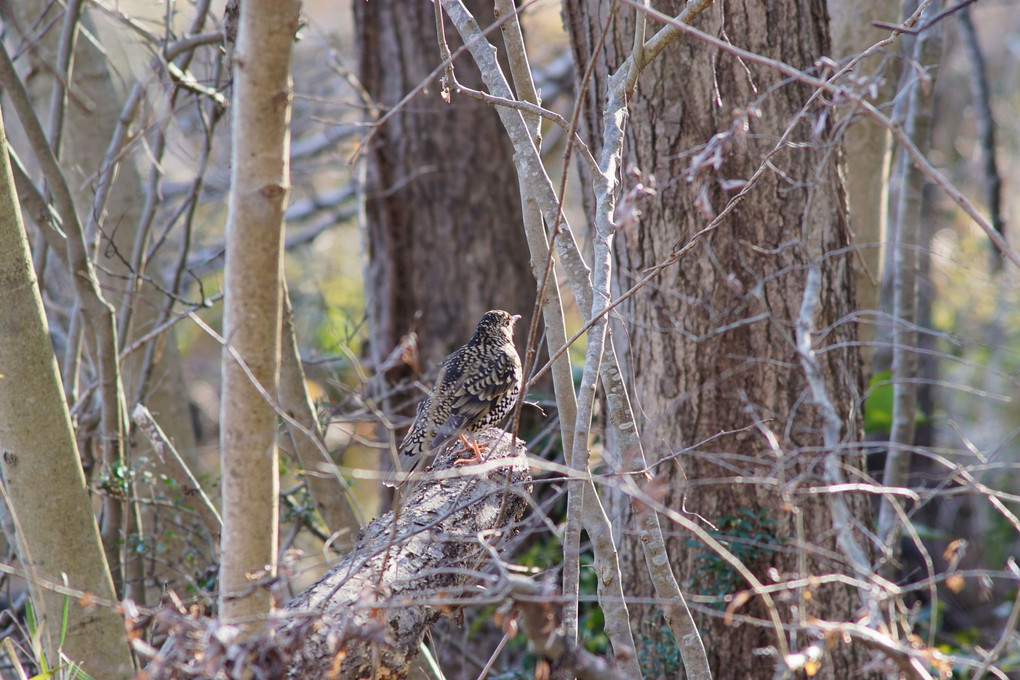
[971, 558, 1020, 680]
[132, 404, 222, 542]
[443, 83, 600, 177]
[877, 0, 943, 574]
[956, 4, 1005, 269]
[621, 0, 1020, 269]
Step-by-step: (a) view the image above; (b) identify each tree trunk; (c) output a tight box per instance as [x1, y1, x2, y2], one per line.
[354, 0, 535, 377]
[0, 105, 133, 679]
[4, 0, 200, 602]
[218, 0, 299, 624]
[563, 2, 872, 678]
[828, 0, 903, 367]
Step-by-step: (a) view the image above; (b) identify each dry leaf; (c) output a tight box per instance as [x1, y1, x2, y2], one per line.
[724, 590, 752, 626]
[943, 539, 967, 570]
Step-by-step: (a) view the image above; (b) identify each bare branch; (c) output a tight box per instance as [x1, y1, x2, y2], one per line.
[505, 575, 632, 680]
[45, 0, 83, 157]
[877, 0, 943, 569]
[132, 404, 223, 542]
[796, 265, 887, 612]
[971, 559, 1020, 680]
[956, 4, 1006, 269]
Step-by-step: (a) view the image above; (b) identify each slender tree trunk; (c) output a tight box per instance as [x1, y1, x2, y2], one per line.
[564, 2, 872, 678]
[218, 0, 299, 624]
[5, 0, 198, 480]
[0, 105, 133, 679]
[355, 0, 535, 377]
[828, 0, 903, 367]
[877, 0, 942, 573]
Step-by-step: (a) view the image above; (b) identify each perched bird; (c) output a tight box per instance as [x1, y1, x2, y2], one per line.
[400, 310, 522, 471]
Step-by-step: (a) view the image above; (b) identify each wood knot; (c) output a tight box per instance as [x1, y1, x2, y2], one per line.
[260, 184, 288, 202]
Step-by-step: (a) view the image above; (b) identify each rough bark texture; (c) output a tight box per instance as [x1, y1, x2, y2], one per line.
[285, 428, 531, 678]
[562, 2, 872, 678]
[354, 0, 535, 376]
[0, 109, 133, 679]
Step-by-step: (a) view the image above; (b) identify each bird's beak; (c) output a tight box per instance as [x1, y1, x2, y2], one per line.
[511, 314, 522, 324]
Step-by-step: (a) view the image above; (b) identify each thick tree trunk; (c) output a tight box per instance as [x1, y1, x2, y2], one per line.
[354, 0, 535, 376]
[563, 2, 872, 678]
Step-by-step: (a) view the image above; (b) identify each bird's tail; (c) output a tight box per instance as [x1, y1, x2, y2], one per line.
[399, 400, 429, 456]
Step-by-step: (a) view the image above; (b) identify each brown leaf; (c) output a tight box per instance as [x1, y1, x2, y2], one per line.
[535, 658, 551, 680]
[943, 539, 968, 570]
[946, 574, 965, 594]
[724, 590, 752, 626]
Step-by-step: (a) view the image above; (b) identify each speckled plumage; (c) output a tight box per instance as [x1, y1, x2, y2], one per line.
[401, 310, 522, 464]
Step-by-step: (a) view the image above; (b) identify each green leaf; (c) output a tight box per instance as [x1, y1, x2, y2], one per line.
[58, 594, 69, 650]
[57, 656, 95, 680]
[24, 597, 50, 673]
[28, 670, 60, 680]
[24, 596, 37, 637]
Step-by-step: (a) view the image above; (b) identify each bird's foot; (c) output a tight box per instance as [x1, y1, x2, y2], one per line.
[453, 434, 487, 465]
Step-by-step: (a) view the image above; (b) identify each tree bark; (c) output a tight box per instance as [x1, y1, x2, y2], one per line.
[0, 105, 133, 679]
[285, 429, 531, 678]
[563, 2, 872, 678]
[354, 0, 535, 377]
[218, 0, 299, 624]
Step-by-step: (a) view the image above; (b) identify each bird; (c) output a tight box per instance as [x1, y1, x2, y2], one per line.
[400, 310, 522, 473]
